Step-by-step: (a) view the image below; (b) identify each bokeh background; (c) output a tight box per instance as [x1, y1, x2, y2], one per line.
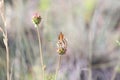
[0, 0, 120, 80]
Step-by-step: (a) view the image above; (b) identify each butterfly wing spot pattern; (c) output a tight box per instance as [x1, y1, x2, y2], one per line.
[57, 32, 67, 55]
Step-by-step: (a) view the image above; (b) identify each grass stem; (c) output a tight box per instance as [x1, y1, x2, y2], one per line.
[55, 55, 61, 80]
[36, 25, 44, 80]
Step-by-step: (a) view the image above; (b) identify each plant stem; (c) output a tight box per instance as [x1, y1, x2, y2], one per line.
[4, 13, 10, 80]
[6, 38, 10, 80]
[111, 65, 118, 80]
[10, 61, 14, 80]
[55, 55, 61, 80]
[88, 65, 92, 80]
[36, 25, 44, 80]
[4, 17, 10, 80]
[0, 25, 10, 80]
[0, 0, 10, 79]
[88, 29, 93, 80]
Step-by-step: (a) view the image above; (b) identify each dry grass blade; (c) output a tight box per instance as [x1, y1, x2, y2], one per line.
[0, 0, 5, 26]
[0, 0, 10, 80]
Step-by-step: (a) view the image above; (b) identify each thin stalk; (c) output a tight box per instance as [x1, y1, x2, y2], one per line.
[4, 17, 10, 80]
[10, 61, 14, 80]
[0, 26, 10, 80]
[3, 13, 10, 80]
[88, 29, 93, 80]
[3, 30, 10, 80]
[6, 38, 10, 80]
[88, 33, 92, 80]
[55, 55, 61, 80]
[88, 65, 92, 80]
[36, 25, 44, 80]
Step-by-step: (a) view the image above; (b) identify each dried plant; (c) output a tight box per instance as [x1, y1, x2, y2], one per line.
[0, 0, 10, 80]
[32, 13, 45, 80]
[32, 13, 68, 80]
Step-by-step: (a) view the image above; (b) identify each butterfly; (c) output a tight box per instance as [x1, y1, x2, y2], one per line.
[57, 32, 67, 55]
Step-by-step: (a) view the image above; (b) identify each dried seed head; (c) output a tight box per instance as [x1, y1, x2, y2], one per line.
[32, 13, 41, 26]
[57, 32, 67, 55]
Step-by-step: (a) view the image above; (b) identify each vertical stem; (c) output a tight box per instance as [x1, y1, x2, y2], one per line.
[88, 65, 92, 80]
[88, 30, 93, 80]
[10, 62, 14, 80]
[6, 39, 10, 80]
[55, 55, 61, 80]
[1, 0, 10, 79]
[88, 41, 92, 80]
[36, 25, 44, 80]
[2, 11, 10, 80]
[3, 15, 10, 80]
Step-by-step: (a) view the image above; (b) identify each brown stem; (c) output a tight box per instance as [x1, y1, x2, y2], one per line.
[36, 25, 44, 80]
[6, 39, 10, 80]
[55, 55, 61, 80]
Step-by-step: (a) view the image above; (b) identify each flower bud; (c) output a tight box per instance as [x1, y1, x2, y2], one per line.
[32, 13, 41, 26]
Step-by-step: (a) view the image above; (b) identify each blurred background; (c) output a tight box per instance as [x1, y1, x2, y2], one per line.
[0, 0, 120, 80]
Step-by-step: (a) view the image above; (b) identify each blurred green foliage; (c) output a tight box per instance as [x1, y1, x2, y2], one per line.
[39, 0, 50, 11]
[116, 40, 120, 46]
[83, 0, 96, 22]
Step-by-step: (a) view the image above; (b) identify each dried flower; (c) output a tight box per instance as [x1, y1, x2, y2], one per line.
[57, 32, 67, 55]
[32, 13, 41, 26]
